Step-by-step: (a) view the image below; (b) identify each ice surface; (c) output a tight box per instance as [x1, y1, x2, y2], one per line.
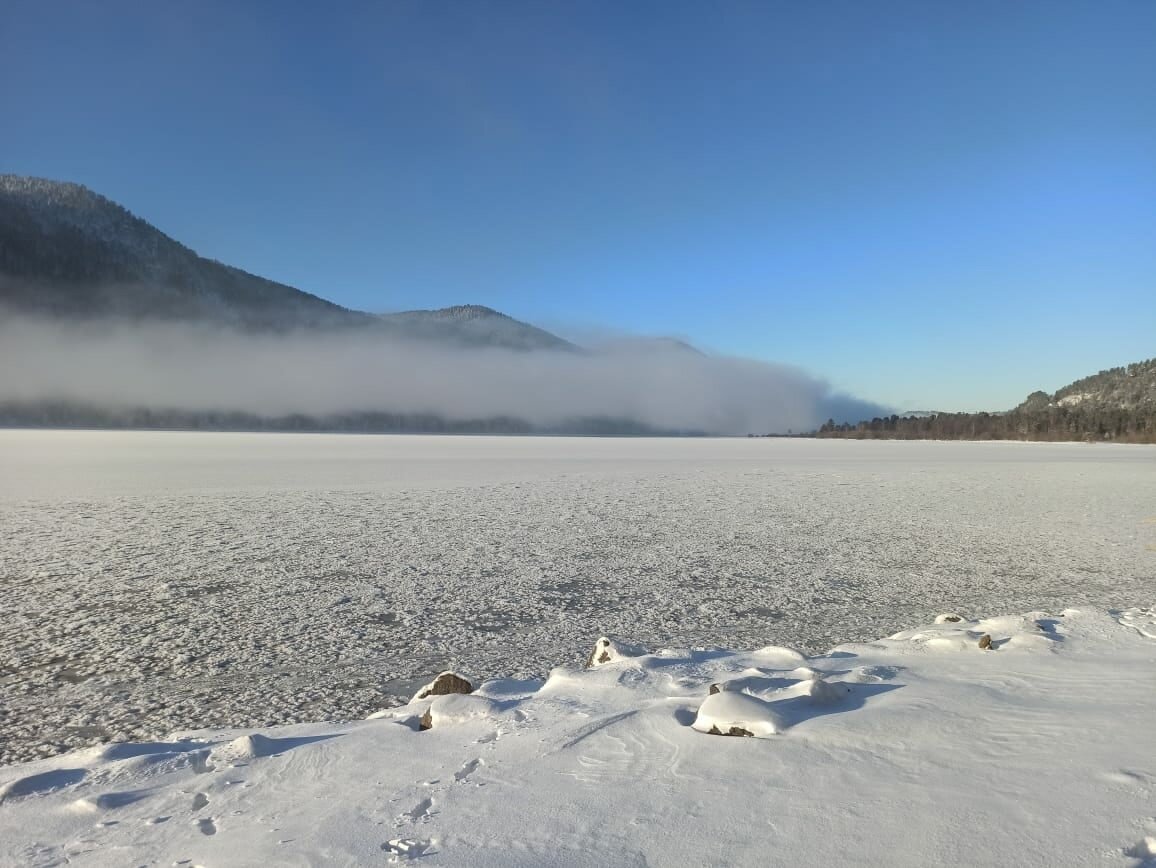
[1, 432, 1154, 766]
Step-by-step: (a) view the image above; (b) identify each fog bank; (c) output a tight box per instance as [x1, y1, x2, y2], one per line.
[0, 316, 888, 434]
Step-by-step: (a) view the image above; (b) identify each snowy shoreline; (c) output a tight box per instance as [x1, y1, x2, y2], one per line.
[2, 606, 1154, 867]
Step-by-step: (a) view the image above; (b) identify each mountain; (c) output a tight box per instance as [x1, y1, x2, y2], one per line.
[0, 175, 583, 355]
[0, 174, 874, 437]
[592, 335, 705, 356]
[1024, 359, 1156, 412]
[0, 175, 368, 330]
[818, 357, 1156, 443]
[378, 304, 576, 352]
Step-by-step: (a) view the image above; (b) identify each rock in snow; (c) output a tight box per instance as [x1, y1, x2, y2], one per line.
[584, 636, 644, 668]
[412, 671, 475, 701]
[935, 613, 966, 624]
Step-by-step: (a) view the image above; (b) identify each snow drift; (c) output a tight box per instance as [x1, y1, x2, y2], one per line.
[1, 606, 1154, 866]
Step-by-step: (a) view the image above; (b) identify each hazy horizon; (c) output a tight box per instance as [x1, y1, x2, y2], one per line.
[0, 312, 890, 435]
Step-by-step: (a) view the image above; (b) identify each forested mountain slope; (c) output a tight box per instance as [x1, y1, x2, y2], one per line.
[818, 358, 1156, 443]
[0, 175, 366, 330]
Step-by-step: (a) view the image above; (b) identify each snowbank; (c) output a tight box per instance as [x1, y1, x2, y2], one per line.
[1, 607, 1154, 866]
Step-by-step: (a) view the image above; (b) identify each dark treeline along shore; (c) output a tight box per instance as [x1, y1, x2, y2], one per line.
[815, 358, 1156, 444]
[0, 402, 680, 437]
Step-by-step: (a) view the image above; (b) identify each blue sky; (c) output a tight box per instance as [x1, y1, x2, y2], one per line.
[2, 0, 1153, 411]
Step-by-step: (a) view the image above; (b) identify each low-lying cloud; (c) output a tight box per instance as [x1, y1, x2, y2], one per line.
[0, 316, 888, 434]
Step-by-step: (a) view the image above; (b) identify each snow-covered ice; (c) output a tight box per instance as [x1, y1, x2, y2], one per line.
[1, 431, 1154, 770]
[1, 607, 1154, 866]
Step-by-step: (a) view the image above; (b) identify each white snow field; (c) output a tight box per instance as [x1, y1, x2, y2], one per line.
[2, 433, 1155, 861]
[1, 432, 1154, 769]
[0, 607, 1155, 866]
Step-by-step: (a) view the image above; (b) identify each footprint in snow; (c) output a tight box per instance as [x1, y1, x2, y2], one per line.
[1103, 770, 1152, 789]
[454, 758, 482, 783]
[400, 796, 433, 824]
[852, 665, 900, 682]
[383, 838, 431, 861]
[1119, 606, 1156, 641]
[195, 817, 217, 836]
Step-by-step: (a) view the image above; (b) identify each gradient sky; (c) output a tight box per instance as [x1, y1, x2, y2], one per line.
[2, 0, 1154, 411]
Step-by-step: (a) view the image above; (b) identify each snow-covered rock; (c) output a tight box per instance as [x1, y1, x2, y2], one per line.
[584, 636, 644, 668]
[692, 691, 784, 737]
[419, 694, 501, 731]
[749, 644, 807, 666]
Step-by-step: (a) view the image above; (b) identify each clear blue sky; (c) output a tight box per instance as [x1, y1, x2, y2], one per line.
[2, 0, 1154, 411]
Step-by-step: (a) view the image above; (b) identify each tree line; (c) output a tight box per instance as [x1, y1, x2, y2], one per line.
[816, 409, 1153, 443]
[0, 400, 684, 437]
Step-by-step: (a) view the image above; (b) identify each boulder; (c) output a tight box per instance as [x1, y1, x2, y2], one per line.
[412, 671, 473, 701]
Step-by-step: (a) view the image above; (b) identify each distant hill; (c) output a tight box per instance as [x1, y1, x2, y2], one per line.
[0, 175, 692, 434]
[0, 175, 580, 353]
[378, 304, 577, 352]
[591, 335, 705, 356]
[818, 358, 1156, 443]
[0, 175, 366, 330]
[897, 410, 947, 419]
[1026, 359, 1156, 412]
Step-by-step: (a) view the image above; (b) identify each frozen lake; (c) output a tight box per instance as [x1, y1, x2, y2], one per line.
[2, 430, 1154, 765]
